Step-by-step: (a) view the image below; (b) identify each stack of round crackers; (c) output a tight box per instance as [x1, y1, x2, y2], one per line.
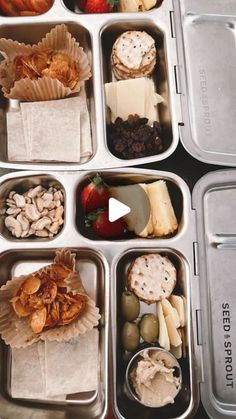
[127, 254, 176, 303]
[111, 31, 157, 80]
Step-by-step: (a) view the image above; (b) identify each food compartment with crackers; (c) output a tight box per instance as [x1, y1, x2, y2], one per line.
[102, 20, 174, 162]
[76, 170, 186, 241]
[112, 248, 196, 419]
[0, 246, 109, 418]
[0, 0, 182, 170]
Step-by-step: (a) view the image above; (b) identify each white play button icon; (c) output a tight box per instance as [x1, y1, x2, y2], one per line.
[108, 198, 131, 222]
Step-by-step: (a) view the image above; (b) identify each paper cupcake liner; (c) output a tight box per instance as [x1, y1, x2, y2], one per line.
[0, 24, 91, 101]
[54, 248, 76, 270]
[0, 250, 100, 348]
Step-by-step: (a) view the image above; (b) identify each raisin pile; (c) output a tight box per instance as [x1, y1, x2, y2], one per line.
[107, 115, 164, 159]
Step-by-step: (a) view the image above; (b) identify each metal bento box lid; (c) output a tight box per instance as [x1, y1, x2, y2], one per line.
[192, 169, 236, 418]
[174, 0, 236, 166]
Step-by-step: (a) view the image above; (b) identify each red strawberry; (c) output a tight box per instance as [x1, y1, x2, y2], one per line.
[84, 0, 117, 13]
[81, 173, 110, 213]
[86, 209, 126, 239]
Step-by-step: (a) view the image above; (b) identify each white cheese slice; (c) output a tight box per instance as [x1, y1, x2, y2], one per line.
[157, 301, 170, 351]
[145, 78, 164, 124]
[141, 0, 157, 10]
[116, 78, 146, 121]
[118, 0, 141, 12]
[169, 295, 186, 327]
[105, 77, 164, 125]
[105, 82, 117, 122]
[165, 314, 182, 347]
[161, 299, 181, 329]
[147, 180, 178, 237]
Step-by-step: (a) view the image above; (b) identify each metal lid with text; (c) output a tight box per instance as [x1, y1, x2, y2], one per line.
[193, 169, 236, 418]
[175, 0, 236, 166]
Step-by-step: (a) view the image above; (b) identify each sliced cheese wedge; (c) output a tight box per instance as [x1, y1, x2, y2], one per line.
[145, 78, 163, 124]
[157, 301, 170, 351]
[170, 329, 182, 359]
[170, 295, 186, 327]
[165, 314, 182, 347]
[161, 299, 180, 328]
[147, 180, 178, 237]
[118, 0, 140, 12]
[141, 0, 157, 10]
[139, 183, 154, 236]
[105, 82, 117, 123]
[105, 78, 164, 125]
[109, 183, 152, 237]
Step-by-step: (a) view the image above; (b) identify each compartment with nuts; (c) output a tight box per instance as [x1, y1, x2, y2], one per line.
[113, 249, 193, 418]
[101, 21, 172, 161]
[76, 171, 184, 241]
[0, 174, 65, 240]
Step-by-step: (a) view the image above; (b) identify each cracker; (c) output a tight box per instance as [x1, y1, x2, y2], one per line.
[112, 61, 156, 81]
[113, 45, 156, 70]
[127, 254, 176, 303]
[113, 56, 156, 74]
[112, 31, 155, 70]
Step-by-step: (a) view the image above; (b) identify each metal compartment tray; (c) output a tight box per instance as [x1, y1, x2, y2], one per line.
[0, 167, 236, 418]
[0, 0, 235, 169]
[0, 0, 180, 170]
[0, 167, 196, 419]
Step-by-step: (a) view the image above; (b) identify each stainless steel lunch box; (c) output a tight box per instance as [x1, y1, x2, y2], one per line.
[0, 167, 235, 419]
[0, 0, 235, 170]
[0, 0, 236, 418]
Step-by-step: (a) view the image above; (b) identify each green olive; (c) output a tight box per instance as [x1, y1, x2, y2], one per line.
[140, 314, 159, 343]
[122, 322, 140, 351]
[121, 291, 140, 321]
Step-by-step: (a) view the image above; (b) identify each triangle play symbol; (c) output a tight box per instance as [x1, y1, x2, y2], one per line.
[108, 197, 131, 222]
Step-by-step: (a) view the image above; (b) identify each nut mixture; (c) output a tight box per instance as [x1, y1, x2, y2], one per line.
[4, 185, 64, 238]
[14, 50, 79, 90]
[107, 114, 164, 159]
[11, 263, 87, 334]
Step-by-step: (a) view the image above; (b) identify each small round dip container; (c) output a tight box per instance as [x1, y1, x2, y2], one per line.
[126, 346, 182, 408]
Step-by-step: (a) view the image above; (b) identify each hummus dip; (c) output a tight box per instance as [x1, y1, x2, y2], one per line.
[129, 348, 181, 407]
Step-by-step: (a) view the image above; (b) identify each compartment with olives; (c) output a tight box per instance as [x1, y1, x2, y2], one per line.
[114, 249, 191, 417]
[120, 253, 187, 358]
